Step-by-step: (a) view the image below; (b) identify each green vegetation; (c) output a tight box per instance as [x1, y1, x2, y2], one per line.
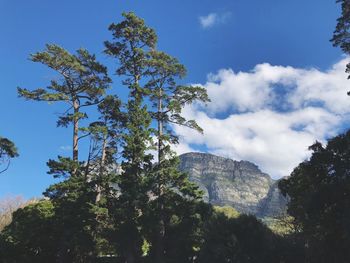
[0, 137, 18, 174]
[262, 216, 299, 236]
[213, 205, 240, 218]
[18, 45, 111, 164]
[279, 130, 350, 262]
[0, 196, 35, 231]
[1, 12, 212, 263]
[1, 1, 350, 261]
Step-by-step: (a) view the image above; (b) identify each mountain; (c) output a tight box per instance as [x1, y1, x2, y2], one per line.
[179, 152, 287, 217]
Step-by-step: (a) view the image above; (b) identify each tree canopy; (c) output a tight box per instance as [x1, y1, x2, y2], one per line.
[331, 0, 350, 93]
[0, 137, 18, 174]
[279, 130, 350, 263]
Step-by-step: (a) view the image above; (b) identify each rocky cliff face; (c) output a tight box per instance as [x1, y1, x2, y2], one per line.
[179, 152, 287, 217]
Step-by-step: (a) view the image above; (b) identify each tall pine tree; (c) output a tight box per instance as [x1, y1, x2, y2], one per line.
[104, 12, 157, 262]
[144, 50, 209, 262]
[18, 45, 112, 262]
[18, 45, 111, 166]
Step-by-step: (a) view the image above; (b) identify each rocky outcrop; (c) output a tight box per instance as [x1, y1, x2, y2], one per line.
[179, 152, 287, 217]
[256, 181, 288, 217]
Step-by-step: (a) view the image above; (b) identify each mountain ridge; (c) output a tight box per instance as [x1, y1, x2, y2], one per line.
[178, 152, 287, 217]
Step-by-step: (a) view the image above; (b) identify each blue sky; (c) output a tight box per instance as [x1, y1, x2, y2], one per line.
[0, 0, 348, 199]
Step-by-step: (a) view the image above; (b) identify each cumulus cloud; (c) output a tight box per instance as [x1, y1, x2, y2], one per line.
[199, 12, 231, 29]
[173, 58, 350, 178]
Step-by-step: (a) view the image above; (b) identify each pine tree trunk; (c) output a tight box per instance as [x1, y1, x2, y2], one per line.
[155, 88, 166, 263]
[72, 99, 79, 163]
[155, 212, 166, 262]
[96, 134, 107, 203]
[158, 88, 163, 164]
[122, 74, 143, 263]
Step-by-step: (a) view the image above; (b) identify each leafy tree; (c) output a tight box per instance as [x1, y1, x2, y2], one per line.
[104, 12, 210, 262]
[104, 12, 157, 262]
[0, 196, 32, 232]
[44, 176, 99, 263]
[12, 10, 309, 263]
[151, 200, 211, 263]
[331, 0, 350, 94]
[3, 101, 123, 262]
[104, 12, 211, 262]
[16, 48, 114, 261]
[198, 211, 286, 263]
[18, 45, 111, 164]
[0, 137, 18, 174]
[43, 96, 124, 257]
[279, 130, 350, 263]
[213, 205, 240, 219]
[0, 200, 56, 263]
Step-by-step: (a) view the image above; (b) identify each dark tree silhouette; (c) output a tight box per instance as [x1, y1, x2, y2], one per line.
[279, 130, 350, 263]
[331, 0, 350, 94]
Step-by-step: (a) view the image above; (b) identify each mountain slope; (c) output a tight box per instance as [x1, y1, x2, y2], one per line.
[179, 152, 287, 217]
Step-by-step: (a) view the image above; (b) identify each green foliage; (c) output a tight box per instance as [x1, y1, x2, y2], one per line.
[104, 12, 156, 262]
[331, 0, 350, 93]
[18, 44, 111, 162]
[1, 183, 103, 263]
[198, 211, 302, 263]
[0, 137, 18, 174]
[279, 130, 350, 262]
[45, 176, 99, 262]
[0, 137, 18, 159]
[4, 11, 315, 263]
[331, 0, 350, 57]
[0, 196, 35, 232]
[132, 17, 209, 262]
[262, 215, 299, 236]
[145, 50, 210, 137]
[47, 156, 85, 178]
[213, 205, 240, 219]
[199, 213, 267, 263]
[0, 200, 56, 263]
[103, 12, 211, 262]
[105, 12, 157, 82]
[158, 201, 211, 263]
[18, 44, 110, 106]
[85, 94, 124, 206]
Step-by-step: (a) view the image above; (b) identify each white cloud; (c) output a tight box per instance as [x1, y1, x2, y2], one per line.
[173, 58, 350, 179]
[201, 59, 350, 115]
[199, 12, 231, 29]
[59, 145, 72, 151]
